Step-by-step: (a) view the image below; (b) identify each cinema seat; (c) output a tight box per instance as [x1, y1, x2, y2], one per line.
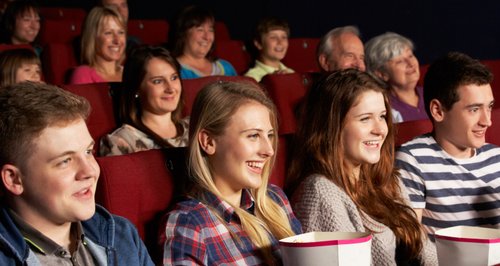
[394, 119, 433, 147]
[96, 148, 186, 263]
[213, 40, 251, 75]
[128, 19, 169, 45]
[181, 75, 257, 116]
[39, 7, 86, 20]
[260, 72, 311, 134]
[215, 21, 231, 40]
[39, 18, 82, 46]
[42, 42, 78, 85]
[282, 38, 320, 73]
[61, 83, 116, 150]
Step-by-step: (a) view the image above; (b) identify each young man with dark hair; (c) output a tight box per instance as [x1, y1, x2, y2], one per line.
[0, 82, 153, 265]
[396, 52, 500, 237]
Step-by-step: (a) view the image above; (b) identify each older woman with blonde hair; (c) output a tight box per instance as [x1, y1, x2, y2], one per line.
[161, 81, 302, 265]
[365, 32, 428, 122]
[69, 6, 126, 84]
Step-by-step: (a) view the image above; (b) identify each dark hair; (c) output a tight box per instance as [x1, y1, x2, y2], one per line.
[287, 69, 424, 260]
[253, 17, 290, 43]
[171, 5, 215, 60]
[120, 45, 184, 148]
[0, 82, 89, 171]
[0, 0, 40, 43]
[424, 51, 493, 119]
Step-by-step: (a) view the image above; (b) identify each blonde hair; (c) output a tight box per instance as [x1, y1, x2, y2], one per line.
[80, 6, 126, 66]
[188, 81, 295, 265]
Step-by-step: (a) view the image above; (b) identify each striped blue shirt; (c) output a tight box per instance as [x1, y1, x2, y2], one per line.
[396, 133, 500, 236]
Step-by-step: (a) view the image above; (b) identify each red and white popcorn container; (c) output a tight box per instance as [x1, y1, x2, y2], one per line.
[435, 225, 500, 266]
[279, 231, 372, 266]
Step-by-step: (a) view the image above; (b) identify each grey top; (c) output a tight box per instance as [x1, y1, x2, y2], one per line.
[291, 174, 438, 266]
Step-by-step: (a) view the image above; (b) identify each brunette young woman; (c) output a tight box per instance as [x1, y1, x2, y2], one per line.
[287, 69, 437, 265]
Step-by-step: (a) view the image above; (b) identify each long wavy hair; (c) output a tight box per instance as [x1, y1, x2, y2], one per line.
[287, 69, 424, 259]
[188, 81, 295, 265]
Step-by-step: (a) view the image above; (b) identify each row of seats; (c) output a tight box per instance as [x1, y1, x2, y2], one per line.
[61, 73, 500, 263]
[37, 9, 231, 46]
[35, 38, 318, 85]
[93, 111, 500, 264]
[58, 73, 500, 149]
[39, 18, 226, 46]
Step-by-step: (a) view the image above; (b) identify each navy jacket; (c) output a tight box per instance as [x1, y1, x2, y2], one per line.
[0, 204, 154, 266]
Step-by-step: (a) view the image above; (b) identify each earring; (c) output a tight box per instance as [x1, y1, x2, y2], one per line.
[134, 94, 139, 98]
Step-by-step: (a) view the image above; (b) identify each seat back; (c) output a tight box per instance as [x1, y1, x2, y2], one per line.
[42, 42, 78, 85]
[181, 75, 257, 116]
[215, 21, 231, 40]
[213, 40, 251, 75]
[486, 108, 500, 146]
[480, 60, 500, 108]
[418, 64, 429, 87]
[39, 7, 86, 20]
[96, 148, 185, 263]
[61, 83, 116, 149]
[127, 19, 169, 45]
[282, 38, 320, 73]
[270, 134, 293, 188]
[260, 72, 311, 134]
[0, 44, 34, 52]
[394, 119, 433, 147]
[39, 18, 82, 46]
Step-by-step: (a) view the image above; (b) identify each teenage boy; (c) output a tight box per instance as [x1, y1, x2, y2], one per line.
[244, 17, 294, 82]
[396, 52, 500, 236]
[0, 82, 153, 265]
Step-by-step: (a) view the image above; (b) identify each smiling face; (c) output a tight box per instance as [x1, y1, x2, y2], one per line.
[95, 16, 126, 63]
[324, 32, 365, 72]
[341, 90, 388, 173]
[139, 57, 182, 116]
[14, 119, 99, 228]
[184, 20, 214, 59]
[256, 29, 289, 64]
[381, 46, 420, 91]
[434, 83, 494, 158]
[207, 101, 275, 198]
[12, 8, 40, 44]
[15, 63, 41, 83]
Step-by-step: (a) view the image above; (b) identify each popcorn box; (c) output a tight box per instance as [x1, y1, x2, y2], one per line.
[279, 231, 372, 266]
[435, 226, 500, 266]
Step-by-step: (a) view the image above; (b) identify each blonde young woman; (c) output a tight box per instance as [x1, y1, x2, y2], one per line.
[70, 6, 125, 84]
[161, 81, 302, 265]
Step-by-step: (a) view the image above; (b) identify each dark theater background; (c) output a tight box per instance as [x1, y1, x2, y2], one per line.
[39, 0, 500, 64]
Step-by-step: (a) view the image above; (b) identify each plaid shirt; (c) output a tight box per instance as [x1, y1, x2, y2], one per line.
[162, 184, 302, 265]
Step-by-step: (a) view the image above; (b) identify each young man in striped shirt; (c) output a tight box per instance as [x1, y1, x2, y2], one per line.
[396, 51, 500, 237]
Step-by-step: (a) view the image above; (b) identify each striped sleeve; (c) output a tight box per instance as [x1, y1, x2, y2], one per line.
[396, 145, 426, 209]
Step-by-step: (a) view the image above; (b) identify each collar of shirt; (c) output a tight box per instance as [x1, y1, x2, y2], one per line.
[202, 189, 255, 223]
[8, 209, 86, 256]
[255, 60, 288, 72]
